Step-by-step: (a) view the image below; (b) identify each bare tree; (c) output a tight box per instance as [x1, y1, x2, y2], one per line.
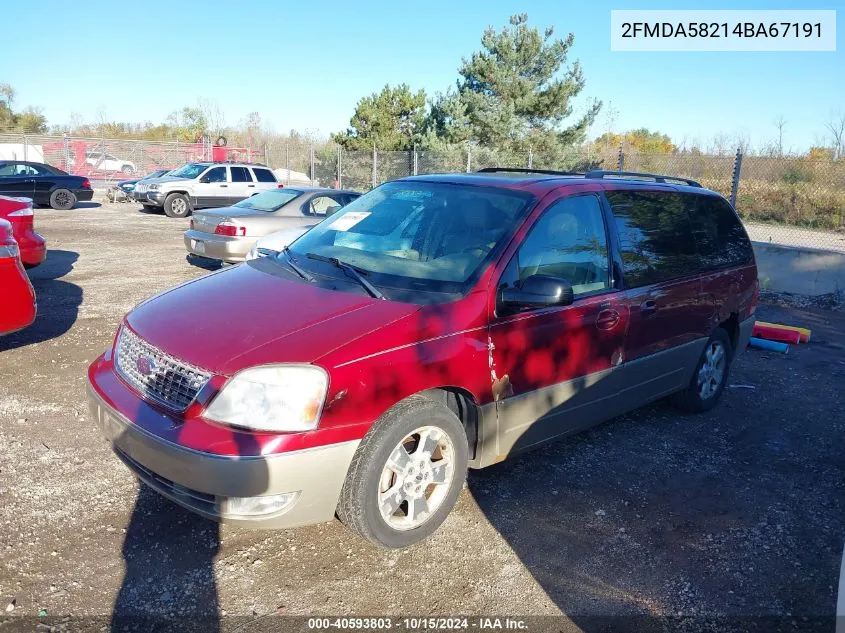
[774, 115, 787, 156]
[824, 111, 845, 160]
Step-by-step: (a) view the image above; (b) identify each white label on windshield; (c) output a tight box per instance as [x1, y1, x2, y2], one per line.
[329, 211, 370, 231]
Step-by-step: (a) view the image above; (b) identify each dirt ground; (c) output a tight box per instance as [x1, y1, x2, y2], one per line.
[1, 200, 843, 631]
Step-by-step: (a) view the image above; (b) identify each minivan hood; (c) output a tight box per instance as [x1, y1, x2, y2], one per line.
[125, 262, 420, 376]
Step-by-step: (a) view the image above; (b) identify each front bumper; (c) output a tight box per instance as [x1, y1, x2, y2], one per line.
[88, 382, 359, 528]
[134, 190, 165, 205]
[184, 229, 255, 264]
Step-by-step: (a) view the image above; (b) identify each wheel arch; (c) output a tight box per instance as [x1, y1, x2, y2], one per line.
[417, 387, 480, 461]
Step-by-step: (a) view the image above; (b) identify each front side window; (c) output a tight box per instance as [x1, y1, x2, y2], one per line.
[289, 181, 534, 292]
[201, 167, 227, 183]
[230, 166, 251, 182]
[308, 195, 343, 216]
[606, 190, 698, 288]
[504, 194, 610, 297]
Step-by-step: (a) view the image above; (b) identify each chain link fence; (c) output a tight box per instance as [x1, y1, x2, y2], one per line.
[2, 132, 843, 254]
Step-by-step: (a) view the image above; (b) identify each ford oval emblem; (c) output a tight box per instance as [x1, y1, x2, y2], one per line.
[136, 355, 156, 376]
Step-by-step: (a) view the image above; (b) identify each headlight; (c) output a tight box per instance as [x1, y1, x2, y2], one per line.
[204, 365, 328, 432]
[148, 184, 160, 191]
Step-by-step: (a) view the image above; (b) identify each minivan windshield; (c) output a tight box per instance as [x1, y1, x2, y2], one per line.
[288, 180, 534, 295]
[168, 163, 207, 179]
[234, 189, 303, 212]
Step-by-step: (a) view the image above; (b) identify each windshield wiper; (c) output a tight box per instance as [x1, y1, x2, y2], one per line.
[279, 246, 315, 282]
[305, 252, 385, 300]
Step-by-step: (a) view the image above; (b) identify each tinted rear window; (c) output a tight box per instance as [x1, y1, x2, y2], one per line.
[230, 166, 252, 182]
[252, 168, 276, 183]
[605, 190, 699, 288]
[689, 195, 754, 270]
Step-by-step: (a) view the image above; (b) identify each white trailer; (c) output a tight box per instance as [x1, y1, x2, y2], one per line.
[0, 143, 45, 162]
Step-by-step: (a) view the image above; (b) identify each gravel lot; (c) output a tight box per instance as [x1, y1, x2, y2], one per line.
[1, 200, 844, 631]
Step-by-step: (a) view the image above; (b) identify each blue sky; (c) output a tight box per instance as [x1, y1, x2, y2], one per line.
[4, 0, 842, 151]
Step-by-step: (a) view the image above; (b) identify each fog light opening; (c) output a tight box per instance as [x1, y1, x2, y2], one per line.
[219, 492, 300, 517]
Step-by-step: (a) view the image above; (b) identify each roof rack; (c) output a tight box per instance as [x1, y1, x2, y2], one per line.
[476, 167, 703, 188]
[584, 170, 702, 188]
[476, 167, 583, 176]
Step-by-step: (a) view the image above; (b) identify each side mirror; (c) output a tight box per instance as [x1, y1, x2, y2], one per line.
[500, 274, 574, 310]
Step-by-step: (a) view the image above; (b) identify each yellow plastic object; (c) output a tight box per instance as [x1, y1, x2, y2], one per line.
[755, 321, 811, 343]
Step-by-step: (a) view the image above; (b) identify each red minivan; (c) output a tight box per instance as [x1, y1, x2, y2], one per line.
[88, 170, 758, 548]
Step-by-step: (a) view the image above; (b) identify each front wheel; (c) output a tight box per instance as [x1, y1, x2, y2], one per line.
[337, 395, 468, 548]
[672, 328, 732, 412]
[163, 193, 191, 218]
[121, 165, 134, 175]
[49, 188, 76, 210]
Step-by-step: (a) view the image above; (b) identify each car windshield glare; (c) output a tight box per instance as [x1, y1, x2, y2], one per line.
[289, 181, 534, 289]
[234, 189, 303, 211]
[169, 163, 206, 179]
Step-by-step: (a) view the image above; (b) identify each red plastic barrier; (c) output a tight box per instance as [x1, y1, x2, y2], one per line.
[752, 323, 802, 344]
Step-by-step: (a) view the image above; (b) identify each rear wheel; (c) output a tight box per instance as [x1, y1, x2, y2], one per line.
[49, 188, 76, 210]
[337, 395, 468, 548]
[121, 165, 134, 174]
[164, 193, 191, 218]
[672, 328, 732, 412]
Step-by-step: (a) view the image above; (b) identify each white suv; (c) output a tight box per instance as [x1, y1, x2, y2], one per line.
[134, 162, 280, 218]
[85, 151, 136, 174]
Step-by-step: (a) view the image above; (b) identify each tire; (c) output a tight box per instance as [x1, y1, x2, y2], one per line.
[163, 193, 191, 218]
[49, 188, 76, 210]
[337, 395, 469, 548]
[121, 165, 134, 175]
[671, 328, 733, 413]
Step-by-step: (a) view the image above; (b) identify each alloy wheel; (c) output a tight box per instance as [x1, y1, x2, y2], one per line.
[698, 340, 726, 400]
[377, 426, 455, 531]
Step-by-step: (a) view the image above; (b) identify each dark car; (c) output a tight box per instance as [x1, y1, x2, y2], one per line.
[0, 161, 94, 210]
[88, 168, 758, 548]
[117, 169, 170, 196]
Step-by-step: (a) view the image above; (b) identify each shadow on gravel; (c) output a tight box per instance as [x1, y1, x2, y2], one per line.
[467, 308, 845, 632]
[111, 486, 220, 633]
[74, 202, 101, 209]
[0, 249, 82, 351]
[186, 254, 224, 271]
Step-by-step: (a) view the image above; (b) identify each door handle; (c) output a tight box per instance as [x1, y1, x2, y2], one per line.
[247, 184, 255, 187]
[596, 309, 620, 331]
[640, 300, 658, 315]
[219, 184, 228, 188]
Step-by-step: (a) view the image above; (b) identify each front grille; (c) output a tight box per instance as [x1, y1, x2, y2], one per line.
[114, 326, 211, 412]
[135, 183, 147, 193]
[115, 448, 218, 512]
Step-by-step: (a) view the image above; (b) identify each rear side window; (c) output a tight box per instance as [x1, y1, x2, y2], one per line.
[252, 168, 276, 183]
[689, 195, 754, 270]
[606, 190, 698, 288]
[230, 166, 252, 182]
